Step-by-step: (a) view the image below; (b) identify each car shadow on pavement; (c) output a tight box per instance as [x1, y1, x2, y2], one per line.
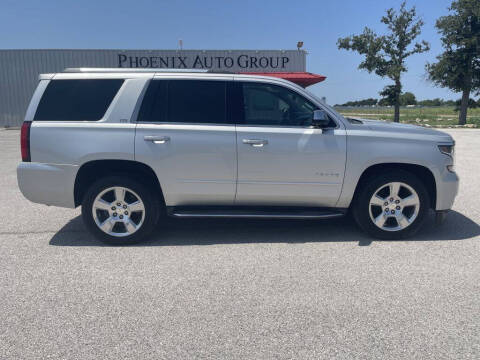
[49, 210, 480, 247]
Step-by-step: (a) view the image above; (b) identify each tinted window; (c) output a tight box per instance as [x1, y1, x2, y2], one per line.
[137, 80, 168, 122]
[137, 80, 227, 124]
[34, 79, 123, 121]
[169, 80, 226, 124]
[242, 82, 317, 127]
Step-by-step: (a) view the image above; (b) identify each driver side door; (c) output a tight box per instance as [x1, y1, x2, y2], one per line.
[234, 81, 347, 207]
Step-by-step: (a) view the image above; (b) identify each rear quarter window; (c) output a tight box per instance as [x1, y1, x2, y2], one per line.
[34, 79, 123, 121]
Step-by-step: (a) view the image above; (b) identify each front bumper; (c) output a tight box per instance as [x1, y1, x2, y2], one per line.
[435, 169, 459, 211]
[17, 162, 79, 208]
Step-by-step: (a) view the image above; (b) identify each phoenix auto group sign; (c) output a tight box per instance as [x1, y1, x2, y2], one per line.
[117, 51, 303, 72]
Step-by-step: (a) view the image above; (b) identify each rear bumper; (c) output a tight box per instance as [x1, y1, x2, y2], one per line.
[435, 170, 459, 211]
[17, 162, 78, 208]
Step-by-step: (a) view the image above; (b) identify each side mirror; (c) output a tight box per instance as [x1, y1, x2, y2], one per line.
[312, 110, 330, 128]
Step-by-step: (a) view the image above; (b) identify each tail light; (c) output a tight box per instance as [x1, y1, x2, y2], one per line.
[20, 121, 32, 162]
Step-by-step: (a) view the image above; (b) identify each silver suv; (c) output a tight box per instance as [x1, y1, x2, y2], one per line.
[17, 68, 459, 244]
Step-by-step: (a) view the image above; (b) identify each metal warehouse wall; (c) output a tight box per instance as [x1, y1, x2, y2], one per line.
[0, 49, 306, 127]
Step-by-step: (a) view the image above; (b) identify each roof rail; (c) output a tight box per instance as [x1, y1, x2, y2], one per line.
[206, 69, 234, 74]
[63, 68, 209, 73]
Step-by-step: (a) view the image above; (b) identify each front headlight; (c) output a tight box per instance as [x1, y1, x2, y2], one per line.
[438, 144, 454, 157]
[438, 144, 455, 172]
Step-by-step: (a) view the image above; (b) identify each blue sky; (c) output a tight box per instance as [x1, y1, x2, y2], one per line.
[1, 0, 458, 104]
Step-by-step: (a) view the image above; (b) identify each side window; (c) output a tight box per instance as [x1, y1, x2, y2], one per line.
[242, 82, 317, 127]
[168, 80, 226, 124]
[137, 80, 168, 122]
[34, 79, 123, 121]
[138, 79, 227, 124]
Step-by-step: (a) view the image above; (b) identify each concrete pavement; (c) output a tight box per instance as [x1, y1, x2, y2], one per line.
[1, 128, 479, 359]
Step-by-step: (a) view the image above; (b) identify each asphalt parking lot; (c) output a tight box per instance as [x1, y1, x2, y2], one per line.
[1, 128, 479, 359]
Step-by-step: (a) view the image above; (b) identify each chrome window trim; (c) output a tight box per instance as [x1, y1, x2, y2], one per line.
[135, 121, 235, 127]
[234, 123, 337, 130]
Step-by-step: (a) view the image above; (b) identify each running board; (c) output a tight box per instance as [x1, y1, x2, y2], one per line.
[167, 207, 346, 219]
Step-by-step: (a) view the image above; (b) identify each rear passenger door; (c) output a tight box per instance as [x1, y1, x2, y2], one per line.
[135, 77, 237, 206]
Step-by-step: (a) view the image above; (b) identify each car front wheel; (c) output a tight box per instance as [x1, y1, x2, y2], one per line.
[352, 170, 430, 239]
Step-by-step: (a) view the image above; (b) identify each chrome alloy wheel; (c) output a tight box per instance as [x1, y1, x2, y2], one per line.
[92, 186, 145, 237]
[368, 182, 420, 232]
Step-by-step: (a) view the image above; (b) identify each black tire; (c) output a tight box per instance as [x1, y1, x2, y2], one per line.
[352, 169, 430, 240]
[82, 176, 160, 245]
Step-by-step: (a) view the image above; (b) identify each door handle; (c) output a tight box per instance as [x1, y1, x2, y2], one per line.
[144, 135, 170, 144]
[243, 139, 268, 147]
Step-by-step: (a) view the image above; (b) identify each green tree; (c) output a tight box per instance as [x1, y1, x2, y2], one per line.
[337, 1, 430, 122]
[454, 97, 478, 111]
[378, 97, 392, 107]
[418, 98, 446, 106]
[379, 85, 397, 106]
[340, 98, 379, 106]
[426, 0, 480, 125]
[379, 90, 417, 106]
[400, 92, 417, 105]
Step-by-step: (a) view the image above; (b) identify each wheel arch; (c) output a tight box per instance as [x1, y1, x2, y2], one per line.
[351, 163, 437, 209]
[74, 159, 164, 207]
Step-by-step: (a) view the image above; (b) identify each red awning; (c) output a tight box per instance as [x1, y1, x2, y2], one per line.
[239, 72, 326, 88]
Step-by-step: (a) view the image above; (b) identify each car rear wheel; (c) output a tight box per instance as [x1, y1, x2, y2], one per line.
[352, 170, 430, 239]
[82, 176, 160, 245]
